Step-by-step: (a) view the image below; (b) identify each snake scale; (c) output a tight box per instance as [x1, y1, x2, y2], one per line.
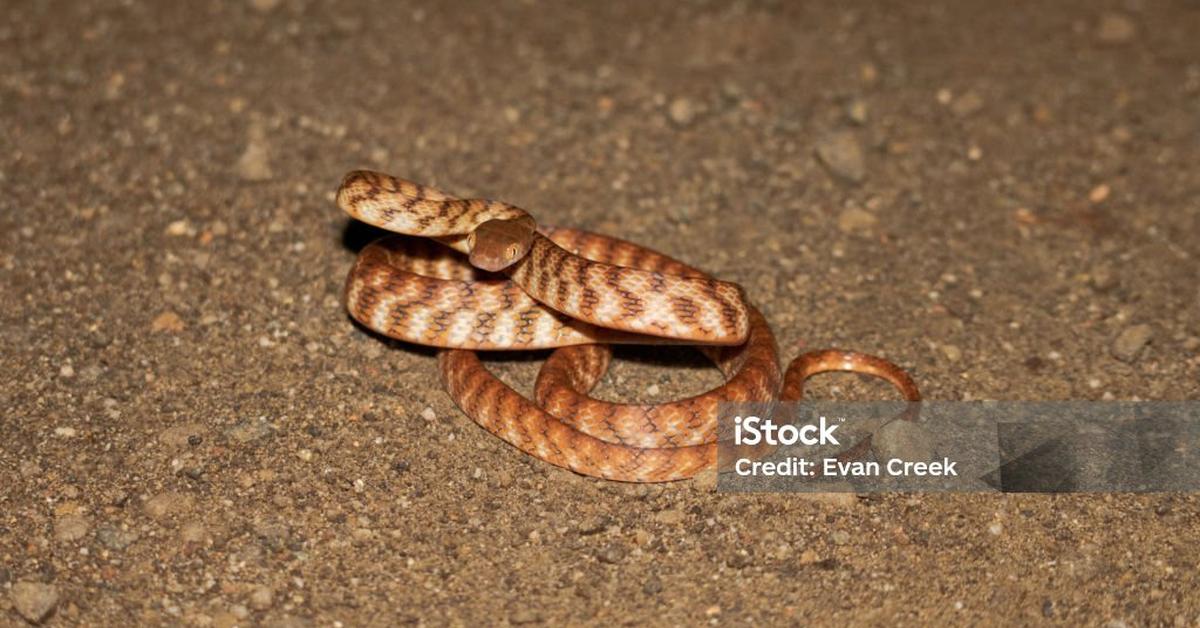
[339, 170, 920, 482]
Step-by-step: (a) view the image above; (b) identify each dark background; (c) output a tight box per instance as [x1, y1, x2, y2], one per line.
[3, 1, 1198, 625]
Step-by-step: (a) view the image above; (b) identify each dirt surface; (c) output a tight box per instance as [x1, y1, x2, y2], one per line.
[3, 1, 1199, 625]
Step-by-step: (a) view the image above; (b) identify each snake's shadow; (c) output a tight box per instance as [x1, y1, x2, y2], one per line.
[341, 219, 390, 254]
[607, 345, 711, 370]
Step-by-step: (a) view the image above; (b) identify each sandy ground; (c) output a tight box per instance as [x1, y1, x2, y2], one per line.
[3, 1, 1199, 625]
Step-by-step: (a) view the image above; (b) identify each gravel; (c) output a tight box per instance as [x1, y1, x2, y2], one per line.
[837, 207, 878, 233]
[53, 515, 90, 543]
[595, 544, 628, 564]
[97, 526, 140, 550]
[1111, 325, 1154, 363]
[249, 585, 275, 611]
[667, 97, 698, 126]
[236, 121, 274, 182]
[815, 131, 867, 183]
[11, 582, 59, 625]
[143, 492, 195, 519]
[3, 1, 1196, 625]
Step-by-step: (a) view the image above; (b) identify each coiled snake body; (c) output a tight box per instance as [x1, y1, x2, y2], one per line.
[340, 170, 919, 482]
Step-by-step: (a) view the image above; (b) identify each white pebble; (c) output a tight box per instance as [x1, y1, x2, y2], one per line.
[164, 220, 194, 237]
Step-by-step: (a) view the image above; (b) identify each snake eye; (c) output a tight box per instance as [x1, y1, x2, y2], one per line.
[506, 244, 520, 260]
[467, 233, 476, 249]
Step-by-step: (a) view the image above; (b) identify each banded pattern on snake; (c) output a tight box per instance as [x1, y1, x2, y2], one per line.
[339, 170, 919, 482]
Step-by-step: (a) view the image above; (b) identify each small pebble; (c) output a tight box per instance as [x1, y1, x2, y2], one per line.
[151, 311, 186, 333]
[831, 530, 851, 545]
[248, 585, 274, 611]
[180, 521, 207, 543]
[1089, 184, 1111, 203]
[11, 581, 59, 624]
[940, 344, 963, 362]
[1111, 325, 1153, 363]
[97, 526, 139, 550]
[837, 208, 877, 233]
[144, 491, 194, 519]
[577, 515, 611, 535]
[727, 552, 753, 569]
[596, 543, 627, 564]
[236, 122, 273, 181]
[420, 406, 437, 422]
[53, 426, 77, 438]
[667, 97, 697, 126]
[845, 98, 868, 125]
[815, 131, 866, 183]
[164, 220, 194, 237]
[54, 515, 90, 542]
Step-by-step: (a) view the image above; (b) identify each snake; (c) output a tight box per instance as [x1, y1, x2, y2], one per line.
[339, 170, 920, 482]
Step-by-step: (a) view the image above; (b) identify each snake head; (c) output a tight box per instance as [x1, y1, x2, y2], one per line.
[467, 215, 537, 272]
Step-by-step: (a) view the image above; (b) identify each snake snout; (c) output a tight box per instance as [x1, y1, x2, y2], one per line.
[469, 249, 520, 273]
